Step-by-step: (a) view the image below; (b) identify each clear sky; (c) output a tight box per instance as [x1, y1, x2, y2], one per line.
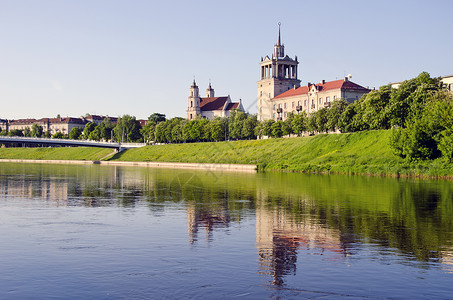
[1, 0, 452, 120]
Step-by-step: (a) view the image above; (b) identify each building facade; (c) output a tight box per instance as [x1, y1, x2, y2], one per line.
[271, 78, 370, 120]
[8, 117, 87, 135]
[186, 81, 244, 120]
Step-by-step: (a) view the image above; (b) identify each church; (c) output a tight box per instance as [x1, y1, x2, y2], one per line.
[257, 24, 370, 121]
[186, 81, 244, 120]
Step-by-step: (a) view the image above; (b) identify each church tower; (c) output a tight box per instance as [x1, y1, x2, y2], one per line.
[206, 83, 215, 97]
[257, 23, 301, 121]
[187, 80, 201, 120]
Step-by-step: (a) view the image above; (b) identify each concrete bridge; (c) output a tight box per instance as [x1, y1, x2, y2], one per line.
[0, 136, 146, 151]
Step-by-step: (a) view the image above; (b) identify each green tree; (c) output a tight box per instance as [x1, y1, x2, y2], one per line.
[52, 131, 64, 139]
[282, 113, 294, 136]
[210, 117, 227, 141]
[271, 121, 283, 138]
[43, 131, 51, 138]
[114, 115, 143, 143]
[315, 108, 329, 133]
[148, 113, 166, 123]
[229, 110, 247, 140]
[292, 111, 307, 136]
[262, 119, 275, 137]
[8, 129, 23, 137]
[0, 130, 7, 136]
[242, 115, 258, 139]
[326, 98, 349, 132]
[83, 122, 96, 139]
[69, 127, 82, 140]
[30, 124, 44, 137]
[24, 127, 31, 137]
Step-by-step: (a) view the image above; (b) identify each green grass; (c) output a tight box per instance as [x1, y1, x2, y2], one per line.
[0, 147, 113, 161]
[2, 131, 453, 177]
[108, 130, 453, 177]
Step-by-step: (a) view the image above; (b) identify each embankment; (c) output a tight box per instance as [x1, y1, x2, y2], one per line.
[1, 130, 453, 177]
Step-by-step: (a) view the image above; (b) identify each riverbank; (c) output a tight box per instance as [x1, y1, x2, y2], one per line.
[1, 130, 453, 177]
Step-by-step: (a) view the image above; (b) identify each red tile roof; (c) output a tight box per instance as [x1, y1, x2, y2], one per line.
[200, 96, 229, 111]
[274, 79, 370, 99]
[226, 102, 239, 110]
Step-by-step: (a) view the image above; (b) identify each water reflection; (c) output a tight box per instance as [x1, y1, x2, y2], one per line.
[1, 163, 453, 288]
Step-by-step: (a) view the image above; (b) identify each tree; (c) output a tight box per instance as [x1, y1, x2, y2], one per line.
[242, 115, 258, 139]
[83, 122, 96, 139]
[271, 121, 283, 138]
[292, 111, 307, 136]
[7, 129, 23, 137]
[282, 113, 294, 136]
[24, 127, 31, 137]
[148, 113, 166, 123]
[210, 117, 227, 141]
[338, 104, 358, 133]
[114, 115, 143, 143]
[360, 87, 391, 130]
[69, 127, 82, 140]
[326, 98, 349, 132]
[53, 131, 64, 139]
[30, 124, 43, 137]
[43, 131, 51, 138]
[229, 110, 247, 140]
[262, 119, 275, 137]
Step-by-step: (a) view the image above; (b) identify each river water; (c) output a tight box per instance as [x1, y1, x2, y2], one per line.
[1, 162, 453, 299]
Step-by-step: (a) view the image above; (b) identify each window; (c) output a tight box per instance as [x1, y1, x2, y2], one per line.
[278, 104, 282, 109]
[304, 100, 307, 106]
[273, 113, 276, 119]
[284, 103, 287, 109]
[284, 112, 287, 118]
[311, 99, 314, 105]
[190, 101, 193, 107]
[260, 91, 263, 96]
[326, 96, 330, 102]
[319, 98, 322, 104]
[273, 104, 276, 110]
[292, 102, 295, 108]
[333, 95, 336, 101]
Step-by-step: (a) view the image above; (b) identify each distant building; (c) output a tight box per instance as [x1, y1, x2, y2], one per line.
[0, 119, 8, 132]
[258, 24, 370, 121]
[8, 117, 87, 135]
[186, 81, 244, 120]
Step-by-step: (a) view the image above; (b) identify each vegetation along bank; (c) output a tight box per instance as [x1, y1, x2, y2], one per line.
[2, 130, 453, 178]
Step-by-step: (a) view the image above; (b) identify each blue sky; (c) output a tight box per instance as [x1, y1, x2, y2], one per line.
[1, 0, 452, 120]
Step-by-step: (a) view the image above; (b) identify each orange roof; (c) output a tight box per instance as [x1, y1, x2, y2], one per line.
[274, 79, 370, 99]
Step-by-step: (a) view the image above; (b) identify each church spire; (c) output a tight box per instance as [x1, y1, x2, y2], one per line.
[274, 22, 284, 58]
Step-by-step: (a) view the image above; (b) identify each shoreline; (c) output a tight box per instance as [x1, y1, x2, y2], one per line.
[0, 159, 257, 173]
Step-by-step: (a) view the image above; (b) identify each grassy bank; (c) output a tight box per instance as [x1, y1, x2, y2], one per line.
[2, 130, 453, 177]
[0, 147, 113, 161]
[108, 130, 453, 177]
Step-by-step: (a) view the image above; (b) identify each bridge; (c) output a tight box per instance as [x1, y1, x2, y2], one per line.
[0, 136, 146, 151]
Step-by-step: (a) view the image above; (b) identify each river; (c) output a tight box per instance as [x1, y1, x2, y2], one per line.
[1, 162, 453, 299]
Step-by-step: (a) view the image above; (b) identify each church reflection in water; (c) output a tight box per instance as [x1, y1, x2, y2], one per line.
[255, 192, 350, 286]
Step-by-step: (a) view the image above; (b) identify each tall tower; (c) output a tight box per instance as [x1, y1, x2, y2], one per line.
[257, 23, 301, 121]
[187, 80, 201, 120]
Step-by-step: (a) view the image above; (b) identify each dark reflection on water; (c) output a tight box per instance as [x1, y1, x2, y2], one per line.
[1, 163, 453, 298]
